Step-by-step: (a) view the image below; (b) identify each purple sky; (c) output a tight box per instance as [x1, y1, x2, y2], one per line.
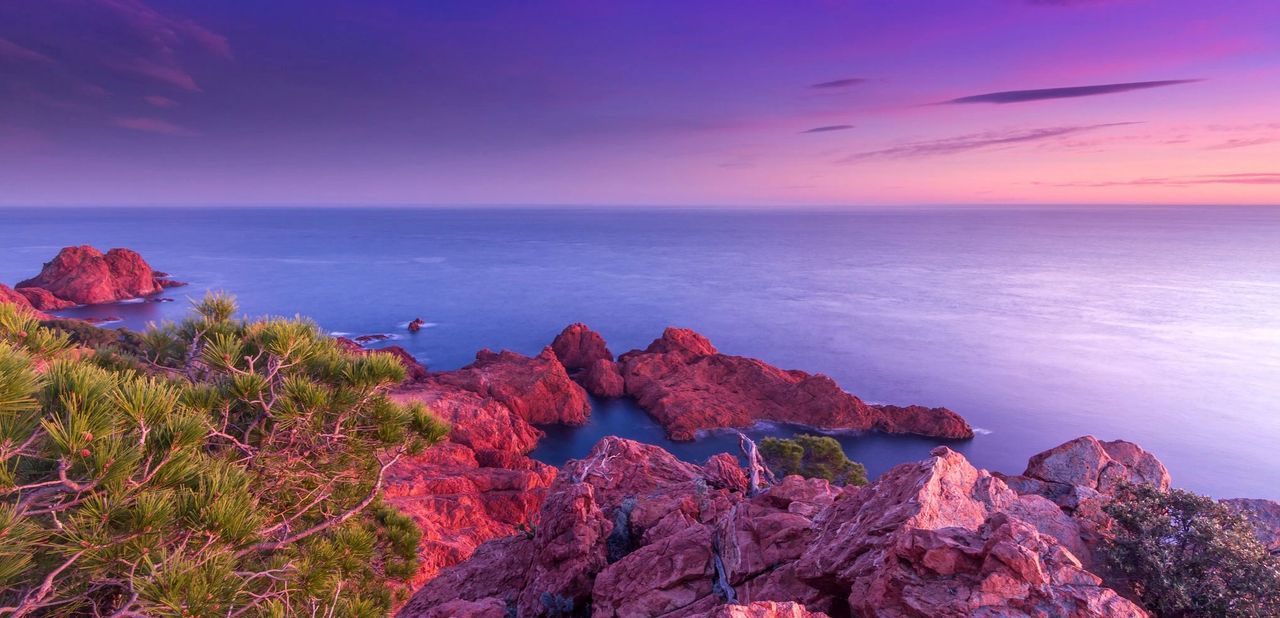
[2, 0, 1278, 206]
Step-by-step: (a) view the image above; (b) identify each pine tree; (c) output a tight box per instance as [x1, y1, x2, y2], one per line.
[0, 294, 447, 617]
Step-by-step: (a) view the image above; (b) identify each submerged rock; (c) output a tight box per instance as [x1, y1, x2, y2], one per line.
[617, 327, 973, 441]
[16, 246, 178, 306]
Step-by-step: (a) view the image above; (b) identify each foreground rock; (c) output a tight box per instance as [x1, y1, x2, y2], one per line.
[617, 327, 973, 441]
[334, 337, 429, 382]
[384, 347, 593, 588]
[16, 246, 183, 306]
[400, 435, 1152, 617]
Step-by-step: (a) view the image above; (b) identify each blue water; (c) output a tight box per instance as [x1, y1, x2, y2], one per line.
[2, 206, 1278, 498]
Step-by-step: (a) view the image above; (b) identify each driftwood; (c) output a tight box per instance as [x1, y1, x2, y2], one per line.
[736, 431, 776, 496]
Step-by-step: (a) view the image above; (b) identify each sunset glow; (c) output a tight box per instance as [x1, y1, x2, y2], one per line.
[2, 0, 1278, 206]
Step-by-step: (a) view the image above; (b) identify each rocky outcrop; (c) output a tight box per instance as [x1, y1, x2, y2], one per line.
[430, 347, 591, 426]
[400, 436, 1156, 618]
[551, 322, 613, 370]
[383, 443, 555, 589]
[408, 318, 426, 333]
[0, 284, 51, 319]
[384, 346, 596, 589]
[15, 287, 76, 311]
[551, 323, 625, 398]
[617, 327, 973, 441]
[1223, 498, 1280, 554]
[16, 246, 182, 306]
[998, 435, 1171, 512]
[581, 358, 625, 398]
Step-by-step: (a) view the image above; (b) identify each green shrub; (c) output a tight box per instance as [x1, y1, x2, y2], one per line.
[1102, 483, 1280, 617]
[0, 296, 448, 617]
[759, 434, 867, 486]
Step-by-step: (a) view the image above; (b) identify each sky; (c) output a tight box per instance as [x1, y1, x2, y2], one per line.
[1, 0, 1278, 207]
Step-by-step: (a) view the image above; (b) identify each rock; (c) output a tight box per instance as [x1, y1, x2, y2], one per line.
[792, 446, 1148, 617]
[383, 443, 555, 589]
[617, 327, 973, 441]
[869, 404, 975, 442]
[1019, 435, 1171, 500]
[0, 284, 51, 319]
[402, 437, 1149, 618]
[551, 322, 613, 370]
[156, 278, 187, 289]
[394, 383, 543, 454]
[408, 317, 426, 333]
[581, 358, 625, 398]
[15, 287, 76, 310]
[514, 483, 611, 617]
[691, 602, 830, 618]
[430, 347, 591, 426]
[16, 246, 168, 305]
[1223, 498, 1280, 554]
[354, 333, 392, 343]
[414, 598, 508, 618]
[703, 453, 749, 493]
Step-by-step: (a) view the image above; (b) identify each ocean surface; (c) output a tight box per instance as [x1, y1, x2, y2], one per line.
[2, 205, 1277, 498]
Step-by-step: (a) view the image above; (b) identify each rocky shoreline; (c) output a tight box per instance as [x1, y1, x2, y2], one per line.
[3, 246, 1278, 617]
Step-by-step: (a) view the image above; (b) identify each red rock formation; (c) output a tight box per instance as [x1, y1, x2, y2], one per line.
[16, 246, 178, 306]
[15, 287, 76, 311]
[617, 327, 973, 441]
[430, 347, 591, 426]
[383, 443, 555, 589]
[408, 318, 426, 333]
[581, 358, 625, 398]
[401, 436, 1154, 618]
[0, 284, 51, 319]
[551, 322, 614, 370]
[384, 347, 596, 591]
[691, 602, 830, 618]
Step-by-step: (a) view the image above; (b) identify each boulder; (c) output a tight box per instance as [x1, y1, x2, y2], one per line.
[1003, 436, 1172, 511]
[551, 322, 613, 370]
[408, 318, 426, 333]
[414, 598, 508, 618]
[617, 327, 973, 441]
[581, 358, 625, 398]
[514, 483, 612, 617]
[16, 246, 171, 305]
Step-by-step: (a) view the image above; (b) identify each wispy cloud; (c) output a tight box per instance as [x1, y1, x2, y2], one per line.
[801, 124, 854, 134]
[113, 116, 198, 136]
[1204, 137, 1279, 150]
[842, 122, 1138, 161]
[0, 36, 54, 64]
[944, 80, 1201, 104]
[810, 78, 867, 89]
[1048, 173, 1280, 187]
[144, 95, 179, 108]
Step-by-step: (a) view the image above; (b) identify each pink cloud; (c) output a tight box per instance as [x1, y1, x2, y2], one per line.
[144, 95, 179, 108]
[0, 36, 54, 64]
[113, 116, 198, 136]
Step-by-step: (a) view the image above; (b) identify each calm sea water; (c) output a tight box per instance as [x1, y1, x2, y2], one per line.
[2, 206, 1277, 498]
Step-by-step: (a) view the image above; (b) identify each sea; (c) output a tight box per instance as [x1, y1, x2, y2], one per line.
[2, 205, 1277, 499]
